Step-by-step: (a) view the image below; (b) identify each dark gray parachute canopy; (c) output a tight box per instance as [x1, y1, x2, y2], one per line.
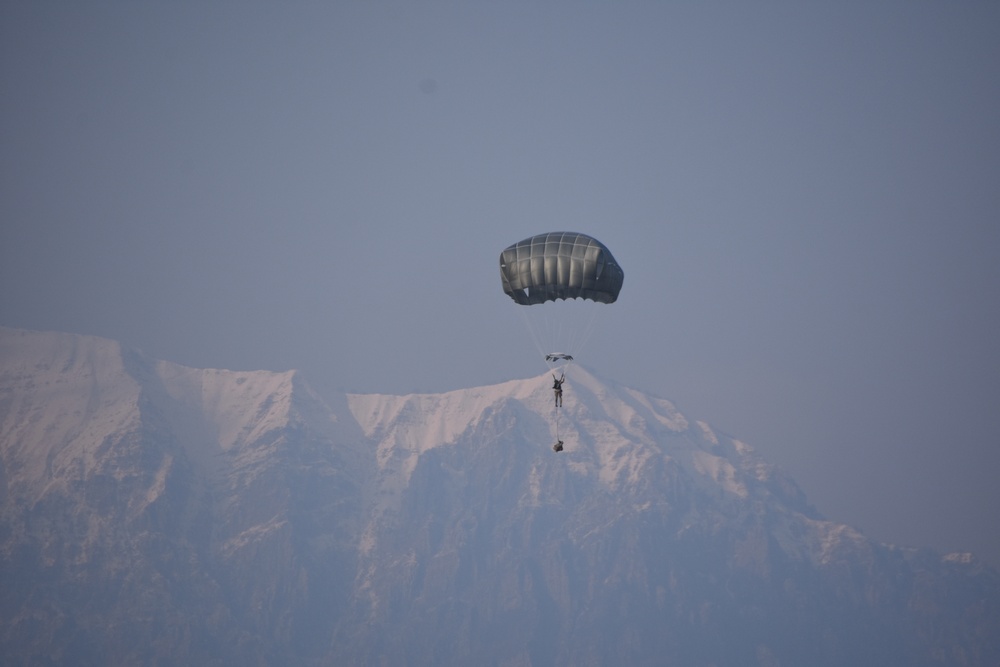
[499, 232, 624, 305]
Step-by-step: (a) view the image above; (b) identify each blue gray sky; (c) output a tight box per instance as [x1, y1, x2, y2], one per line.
[2, 2, 999, 566]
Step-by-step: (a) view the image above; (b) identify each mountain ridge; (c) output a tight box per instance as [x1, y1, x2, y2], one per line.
[1, 326, 997, 666]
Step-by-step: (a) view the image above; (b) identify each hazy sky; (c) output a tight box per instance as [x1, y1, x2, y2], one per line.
[2, 2, 998, 566]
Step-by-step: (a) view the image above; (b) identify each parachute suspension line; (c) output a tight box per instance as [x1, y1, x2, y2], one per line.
[568, 303, 602, 360]
[517, 300, 604, 373]
[517, 305, 550, 364]
[517, 303, 576, 372]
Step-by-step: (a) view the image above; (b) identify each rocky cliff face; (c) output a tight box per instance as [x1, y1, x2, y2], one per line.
[1, 327, 997, 666]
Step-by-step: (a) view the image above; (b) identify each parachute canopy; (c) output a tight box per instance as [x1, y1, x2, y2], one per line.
[499, 232, 624, 306]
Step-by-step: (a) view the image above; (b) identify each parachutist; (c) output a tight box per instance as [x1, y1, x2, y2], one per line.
[553, 440, 564, 452]
[552, 373, 565, 407]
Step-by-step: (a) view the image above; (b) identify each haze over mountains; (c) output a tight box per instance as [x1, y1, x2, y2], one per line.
[1, 326, 997, 666]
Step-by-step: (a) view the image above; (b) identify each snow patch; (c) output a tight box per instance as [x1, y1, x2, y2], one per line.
[524, 464, 542, 507]
[156, 361, 296, 451]
[943, 552, 975, 565]
[697, 421, 719, 447]
[0, 328, 142, 492]
[145, 454, 172, 505]
[689, 449, 748, 498]
[221, 515, 289, 556]
[348, 376, 543, 453]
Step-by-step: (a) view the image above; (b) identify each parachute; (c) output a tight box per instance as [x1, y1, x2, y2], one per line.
[499, 232, 624, 306]
[499, 232, 624, 371]
[499, 232, 624, 451]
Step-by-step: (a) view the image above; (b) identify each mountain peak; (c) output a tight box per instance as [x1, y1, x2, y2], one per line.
[1, 327, 997, 666]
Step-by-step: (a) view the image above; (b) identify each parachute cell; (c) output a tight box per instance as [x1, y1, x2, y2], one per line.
[499, 232, 624, 306]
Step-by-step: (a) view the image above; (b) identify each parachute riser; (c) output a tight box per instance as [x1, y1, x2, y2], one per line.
[515, 299, 602, 374]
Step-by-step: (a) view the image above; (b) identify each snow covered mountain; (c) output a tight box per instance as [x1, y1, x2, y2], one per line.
[1, 327, 997, 666]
